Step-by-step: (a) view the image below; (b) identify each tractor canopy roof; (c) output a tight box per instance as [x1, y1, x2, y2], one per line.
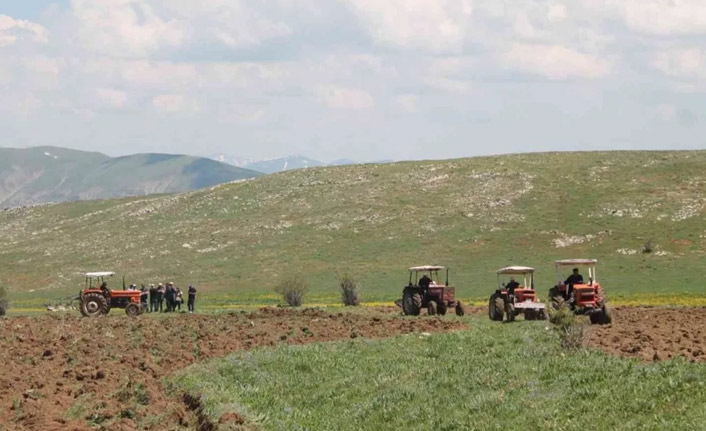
[497, 266, 534, 275]
[85, 271, 115, 278]
[555, 259, 597, 267]
[409, 265, 445, 272]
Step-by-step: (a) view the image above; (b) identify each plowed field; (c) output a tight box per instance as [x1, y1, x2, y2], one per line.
[588, 306, 706, 362]
[0, 308, 463, 431]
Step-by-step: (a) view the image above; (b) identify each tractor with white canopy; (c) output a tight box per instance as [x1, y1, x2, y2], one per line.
[549, 259, 612, 324]
[401, 265, 465, 316]
[489, 266, 546, 321]
[79, 271, 144, 317]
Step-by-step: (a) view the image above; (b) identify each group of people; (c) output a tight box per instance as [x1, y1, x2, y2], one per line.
[127, 282, 197, 313]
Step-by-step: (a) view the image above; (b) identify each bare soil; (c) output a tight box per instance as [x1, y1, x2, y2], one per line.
[588, 306, 706, 362]
[0, 308, 463, 431]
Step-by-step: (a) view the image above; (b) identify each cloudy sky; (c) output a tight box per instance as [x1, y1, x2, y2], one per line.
[1, 1, 705, 162]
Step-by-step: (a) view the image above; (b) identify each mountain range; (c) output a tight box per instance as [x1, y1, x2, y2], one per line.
[0, 146, 261, 208]
[208, 154, 395, 174]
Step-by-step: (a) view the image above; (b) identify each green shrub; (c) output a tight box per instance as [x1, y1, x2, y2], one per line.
[0, 285, 9, 317]
[275, 274, 308, 307]
[548, 296, 587, 350]
[338, 273, 360, 306]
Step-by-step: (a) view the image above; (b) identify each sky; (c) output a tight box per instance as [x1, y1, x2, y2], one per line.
[0, 0, 705, 162]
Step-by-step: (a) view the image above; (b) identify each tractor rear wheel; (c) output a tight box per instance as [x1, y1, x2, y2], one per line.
[505, 302, 516, 322]
[125, 303, 141, 317]
[427, 300, 438, 316]
[455, 301, 465, 316]
[488, 295, 504, 321]
[402, 288, 421, 316]
[80, 293, 108, 317]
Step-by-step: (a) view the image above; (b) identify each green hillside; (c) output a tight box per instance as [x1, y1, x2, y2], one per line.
[2, 150, 705, 308]
[0, 146, 261, 208]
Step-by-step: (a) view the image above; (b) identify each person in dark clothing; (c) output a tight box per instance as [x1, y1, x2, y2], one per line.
[149, 284, 157, 312]
[140, 284, 149, 309]
[505, 277, 520, 295]
[100, 281, 110, 298]
[187, 285, 197, 313]
[165, 282, 175, 312]
[419, 275, 432, 289]
[564, 268, 584, 298]
[564, 268, 584, 286]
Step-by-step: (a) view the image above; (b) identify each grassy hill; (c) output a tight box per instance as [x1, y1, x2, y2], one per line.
[2, 150, 706, 308]
[0, 146, 261, 208]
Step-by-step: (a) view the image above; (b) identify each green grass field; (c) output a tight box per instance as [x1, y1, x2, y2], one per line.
[3, 150, 706, 310]
[169, 315, 706, 431]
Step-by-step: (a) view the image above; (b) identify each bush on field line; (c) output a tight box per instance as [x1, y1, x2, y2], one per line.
[338, 273, 360, 306]
[275, 274, 308, 307]
[548, 296, 587, 350]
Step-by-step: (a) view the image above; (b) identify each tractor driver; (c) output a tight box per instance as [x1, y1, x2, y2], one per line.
[100, 281, 110, 297]
[419, 274, 432, 290]
[505, 277, 520, 295]
[564, 268, 584, 297]
[564, 268, 584, 286]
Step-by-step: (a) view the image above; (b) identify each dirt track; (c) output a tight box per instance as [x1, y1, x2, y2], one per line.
[0, 308, 463, 431]
[588, 306, 706, 362]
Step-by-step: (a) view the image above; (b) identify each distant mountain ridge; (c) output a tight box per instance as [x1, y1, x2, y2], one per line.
[0, 146, 261, 208]
[243, 156, 324, 174]
[207, 154, 395, 173]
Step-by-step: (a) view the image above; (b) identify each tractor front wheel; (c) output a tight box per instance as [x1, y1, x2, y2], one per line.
[80, 293, 108, 317]
[602, 303, 613, 324]
[438, 302, 448, 316]
[525, 310, 535, 321]
[125, 303, 142, 317]
[402, 289, 421, 316]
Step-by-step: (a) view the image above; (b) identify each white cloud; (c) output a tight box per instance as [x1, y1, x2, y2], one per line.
[152, 93, 200, 113]
[68, 0, 294, 58]
[504, 43, 611, 79]
[315, 85, 375, 110]
[586, 0, 706, 35]
[547, 4, 568, 22]
[397, 94, 419, 113]
[70, 0, 184, 57]
[0, 15, 48, 46]
[346, 0, 473, 53]
[653, 48, 706, 80]
[95, 88, 128, 109]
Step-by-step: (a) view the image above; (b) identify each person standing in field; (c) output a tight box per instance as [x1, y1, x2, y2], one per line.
[175, 287, 183, 311]
[140, 284, 149, 309]
[166, 282, 177, 312]
[149, 284, 157, 312]
[188, 285, 197, 313]
[157, 283, 165, 312]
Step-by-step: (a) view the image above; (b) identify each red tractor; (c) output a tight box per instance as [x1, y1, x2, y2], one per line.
[79, 272, 145, 317]
[549, 259, 612, 325]
[401, 266, 465, 316]
[488, 266, 547, 322]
